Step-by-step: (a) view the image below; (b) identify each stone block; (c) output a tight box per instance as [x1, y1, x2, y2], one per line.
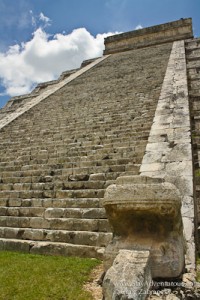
[62, 208, 82, 218]
[7, 208, 19, 217]
[182, 217, 194, 241]
[44, 208, 64, 218]
[0, 199, 8, 206]
[21, 199, 31, 207]
[1, 239, 31, 253]
[90, 173, 106, 181]
[42, 199, 53, 207]
[0, 227, 4, 237]
[0, 239, 4, 250]
[48, 218, 73, 230]
[165, 175, 193, 197]
[23, 229, 44, 241]
[8, 199, 21, 207]
[166, 141, 191, 156]
[140, 162, 165, 173]
[73, 219, 99, 231]
[104, 176, 184, 278]
[18, 217, 31, 228]
[146, 142, 169, 152]
[18, 208, 30, 217]
[98, 220, 112, 232]
[82, 208, 106, 219]
[0, 216, 7, 226]
[31, 199, 43, 207]
[103, 250, 151, 300]
[165, 161, 193, 177]
[0, 207, 7, 216]
[4, 228, 19, 239]
[30, 217, 50, 229]
[45, 230, 69, 243]
[29, 207, 45, 217]
[6, 216, 19, 227]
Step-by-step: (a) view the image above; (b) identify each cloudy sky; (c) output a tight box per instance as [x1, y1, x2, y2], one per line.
[0, 0, 199, 108]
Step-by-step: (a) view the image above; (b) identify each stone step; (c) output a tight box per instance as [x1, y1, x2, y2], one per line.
[0, 198, 104, 208]
[189, 91, 200, 98]
[0, 188, 105, 199]
[0, 180, 109, 191]
[0, 148, 141, 170]
[0, 156, 141, 170]
[0, 135, 147, 150]
[56, 189, 105, 199]
[0, 135, 148, 146]
[0, 140, 147, 154]
[0, 163, 126, 177]
[0, 145, 139, 160]
[0, 165, 140, 186]
[0, 238, 105, 259]
[187, 55, 200, 61]
[0, 121, 152, 136]
[0, 227, 112, 247]
[0, 190, 47, 199]
[0, 216, 111, 232]
[188, 75, 200, 82]
[0, 118, 153, 133]
[187, 61, 200, 69]
[0, 206, 107, 219]
[0, 131, 149, 147]
[63, 164, 140, 176]
[0, 143, 146, 164]
[0, 143, 147, 162]
[62, 180, 108, 190]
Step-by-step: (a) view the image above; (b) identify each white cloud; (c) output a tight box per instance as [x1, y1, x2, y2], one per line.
[30, 11, 51, 29]
[135, 24, 143, 30]
[30, 10, 36, 28]
[39, 13, 51, 27]
[0, 25, 118, 97]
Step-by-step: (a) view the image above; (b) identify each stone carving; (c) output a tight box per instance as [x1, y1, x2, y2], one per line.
[103, 175, 185, 278]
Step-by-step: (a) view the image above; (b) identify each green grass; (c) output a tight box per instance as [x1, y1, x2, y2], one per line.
[0, 251, 100, 300]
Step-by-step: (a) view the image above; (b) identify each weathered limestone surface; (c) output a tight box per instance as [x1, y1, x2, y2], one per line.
[185, 37, 200, 247]
[0, 40, 172, 256]
[103, 250, 152, 300]
[140, 40, 196, 272]
[103, 175, 185, 278]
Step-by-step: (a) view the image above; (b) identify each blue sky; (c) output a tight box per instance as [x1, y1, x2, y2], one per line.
[0, 0, 199, 108]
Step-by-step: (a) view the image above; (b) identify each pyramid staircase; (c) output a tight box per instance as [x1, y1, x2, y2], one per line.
[0, 42, 172, 258]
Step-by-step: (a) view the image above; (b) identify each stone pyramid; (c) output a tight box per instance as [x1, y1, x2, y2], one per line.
[0, 18, 200, 289]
